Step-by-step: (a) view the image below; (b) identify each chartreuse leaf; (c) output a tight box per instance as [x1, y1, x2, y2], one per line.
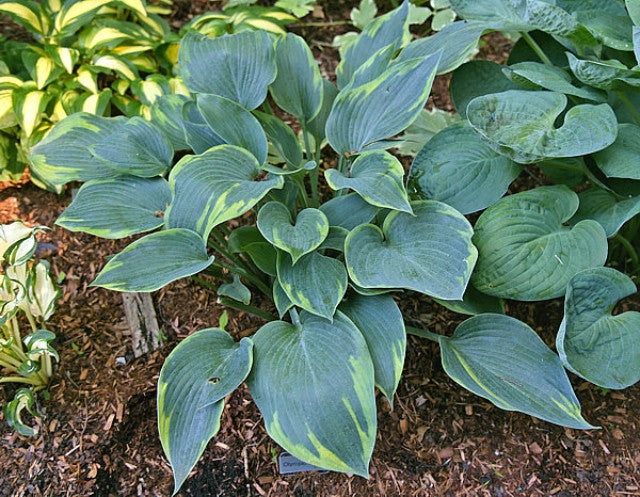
[438, 314, 595, 429]
[56, 177, 171, 239]
[326, 51, 441, 156]
[181, 101, 224, 154]
[54, 0, 113, 36]
[166, 145, 284, 239]
[433, 285, 505, 316]
[257, 202, 329, 264]
[408, 122, 521, 215]
[319, 193, 378, 230]
[339, 294, 405, 404]
[90, 117, 173, 177]
[345, 201, 477, 300]
[325, 150, 411, 213]
[228, 226, 277, 276]
[472, 186, 608, 301]
[557, 268, 640, 389]
[12, 85, 49, 137]
[158, 328, 253, 494]
[467, 90, 618, 164]
[247, 311, 376, 477]
[572, 188, 640, 238]
[277, 251, 347, 320]
[179, 30, 276, 110]
[92, 229, 213, 292]
[196, 94, 268, 164]
[270, 33, 323, 123]
[593, 124, 640, 180]
[336, 0, 408, 89]
[150, 94, 190, 151]
[29, 113, 127, 188]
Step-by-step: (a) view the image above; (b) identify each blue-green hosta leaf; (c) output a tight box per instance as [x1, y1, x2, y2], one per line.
[181, 101, 225, 154]
[228, 226, 278, 276]
[325, 150, 411, 213]
[270, 33, 323, 123]
[467, 90, 618, 164]
[326, 52, 441, 156]
[166, 145, 284, 239]
[593, 124, 640, 180]
[158, 328, 253, 493]
[345, 201, 477, 300]
[218, 274, 251, 305]
[472, 186, 608, 301]
[254, 111, 303, 168]
[246, 312, 376, 476]
[394, 108, 461, 156]
[336, 0, 408, 88]
[503, 62, 606, 102]
[273, 278, 293, 318]
[438, 313, 595, 429]
[538, 157, 586, 188]
[197, 94, 268, 164]
[90, 117, 173, 178]
[257, 202, 329, 264]
[307, 79, 339, 143]
[628, 0, 640, 26]
[28, 113, 126, 188]
[635, 26, 640, 66]
[92, 229, 214, 292]
[433, 285, 505, 316]
[341, 44, 397, 92]
[571, 188, 640, 238]
[277, 251, 348, 320]
[339, 293, 405, 404]
[150, 94, 190, 151]
[56, 177, 171, 239]
[565, 3, 634, 51]
[567, 53, 640, 90]
[558, 267, 640, 389]
[318, 226, 349, 252]
[319, 193, 379, 230]
[408, 122, 521, 215]
[179, 30, 276, 110]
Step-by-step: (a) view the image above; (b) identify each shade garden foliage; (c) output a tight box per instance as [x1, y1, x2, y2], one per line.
[25, 0, 640, 493]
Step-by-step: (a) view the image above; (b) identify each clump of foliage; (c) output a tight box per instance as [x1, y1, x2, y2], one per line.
[0, 0, 180, 185]
[0, 222, 59, 436]
[28, 0, 640, 493]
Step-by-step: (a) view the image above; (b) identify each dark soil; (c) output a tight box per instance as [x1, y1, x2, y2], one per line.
[1, 2, 639, 497]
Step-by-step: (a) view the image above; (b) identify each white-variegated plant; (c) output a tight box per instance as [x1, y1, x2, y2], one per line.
[0, 222, 60, 436]
[27, 0, 640, 493]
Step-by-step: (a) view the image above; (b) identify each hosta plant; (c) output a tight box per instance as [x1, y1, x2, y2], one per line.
[0, 222, 59, 436]
[27, 1, 640, 492]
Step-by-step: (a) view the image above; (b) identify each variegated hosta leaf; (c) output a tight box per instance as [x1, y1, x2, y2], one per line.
[325, 150, 412, 213]
[196, 94, 268, 164]
[276, 251, 347, 320]
[571, 187, 640, 238]
[92, 228, 213, 292]
[270, 33, 323, 123]
[0, 0, 45, 34]
[408, 122, 521, 215]
[29, 113, 127, 188]
[179, 30, 276, 110]
[166, 145, 284, 239]
[254, 111, 303, 168]
[57, 176, 171, 239]
[319, 192, 378, 230]
[257, 202, 329, 264]
[472, 186, 608, 301]
[273, 278, 293, 318]
[3, 387, 39, 436]
[433, 285, 505, 316]
[149, 94, 190, 151]
[339, 293, 405, 404]
[467, 90, 618, 164]
[345, 200, 477, 300]
[54, 0, 113, 35]
[394, 107, 461, 156]
[0, 221, 39, 265]
[567, 53, 640, 90]
[227, 226, 277, 276]
[12, 85, 49, 137]
[557, 268, 640, 389]
[438, 313, 595, 429]
[326, 51, 441, 156]
[92, 54, 139, 81]
[341, 44, 397, 92]
[90, 117, 173, 178]
[181, 101, 225, 154]
[158, 328, 253, 494]
[306, 79, 338, 143]
[593, 123, 640, 180]
[336, 0, 408, 88]
[246, 311, 376, 477]
[24, 262, 59, 321]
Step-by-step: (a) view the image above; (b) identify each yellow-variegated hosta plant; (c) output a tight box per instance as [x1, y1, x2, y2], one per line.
[0, 0, 181, 185]
[0, 222, 60, 436]
[28, 0, 640, 492]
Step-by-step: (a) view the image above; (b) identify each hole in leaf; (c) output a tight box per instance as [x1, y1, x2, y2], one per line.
[209, 377, 220, 384]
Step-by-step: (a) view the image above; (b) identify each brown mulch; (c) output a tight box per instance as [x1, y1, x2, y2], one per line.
[1, 2, 639, 497]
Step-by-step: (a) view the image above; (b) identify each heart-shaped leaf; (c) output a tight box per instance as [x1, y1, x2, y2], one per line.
[437, 313, 595, 429]
[557, 267, 640, 389]
[92, 228, 214, 292]
[466, 90, 618, 164]
[158, 328, 253, 494]
[472, 186, 608, 301]
[57, 176, 171, 239]
[408, 122, 521, 214]
[218, 275, 251, 305]
[345, 200, 477, 300]
[166, 145, 284, 239]
[319, 193, 378, 230]
[593, 123, 640, 180]
[257, 202, 329, 264]
[246, 311, 376, 476]
[572, 187, 640, 238]
[325, 150, 412, 213]
[339, 293, 405, 404]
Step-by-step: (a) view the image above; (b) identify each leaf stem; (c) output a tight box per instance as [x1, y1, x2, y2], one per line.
[521, 32, 553, 66]
[614, 233, 640, 267]
[0, 376, 42, 386]
[217, 297, 277, 321]
[289, 307, 301, 327]
[302, 124, 319, 207]
[405, 325, 443, 343]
